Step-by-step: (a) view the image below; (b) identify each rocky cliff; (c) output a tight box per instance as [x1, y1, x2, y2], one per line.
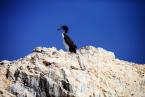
[0, 46, 145, 97]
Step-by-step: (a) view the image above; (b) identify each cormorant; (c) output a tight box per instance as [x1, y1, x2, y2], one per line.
[58, 25, 77, 53]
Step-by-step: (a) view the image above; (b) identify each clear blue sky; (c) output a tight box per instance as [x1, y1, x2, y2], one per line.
[0, 0, 145, 64]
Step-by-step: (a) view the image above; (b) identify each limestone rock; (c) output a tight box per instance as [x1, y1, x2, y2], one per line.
[0, 46, 144, 97]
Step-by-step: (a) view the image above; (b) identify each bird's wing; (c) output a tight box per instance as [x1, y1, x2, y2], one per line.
[64, 34, 77, 48]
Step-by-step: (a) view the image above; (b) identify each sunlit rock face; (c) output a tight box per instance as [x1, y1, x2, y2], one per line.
[0, 46, 144, 97]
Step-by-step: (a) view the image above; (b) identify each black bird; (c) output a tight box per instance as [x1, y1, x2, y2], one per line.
[58, 25, 77, 53]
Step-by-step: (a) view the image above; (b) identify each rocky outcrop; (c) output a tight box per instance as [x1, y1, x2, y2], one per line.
[0, 46, 144, 97]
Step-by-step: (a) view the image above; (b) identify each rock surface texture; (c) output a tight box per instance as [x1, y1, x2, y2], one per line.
[0, 46, 145, 97]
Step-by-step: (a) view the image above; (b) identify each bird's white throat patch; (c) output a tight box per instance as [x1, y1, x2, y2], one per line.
[62, 33, 69, 51]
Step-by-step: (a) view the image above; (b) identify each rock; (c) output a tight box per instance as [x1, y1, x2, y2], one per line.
[0, 46, 144, 97]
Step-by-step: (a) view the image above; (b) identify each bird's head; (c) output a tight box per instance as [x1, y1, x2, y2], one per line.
[57, 25, 69, 33]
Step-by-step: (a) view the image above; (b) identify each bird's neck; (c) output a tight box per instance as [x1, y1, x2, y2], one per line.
[62, 32, 66, 38]
[64, 30, 68, 34]
[62, 32, 67, 35]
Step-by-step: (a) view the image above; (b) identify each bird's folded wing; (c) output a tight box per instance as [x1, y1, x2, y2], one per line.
[64, 34, 77, 48]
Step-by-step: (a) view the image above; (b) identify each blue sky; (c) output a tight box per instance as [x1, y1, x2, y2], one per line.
[0, 0, 145, 63]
